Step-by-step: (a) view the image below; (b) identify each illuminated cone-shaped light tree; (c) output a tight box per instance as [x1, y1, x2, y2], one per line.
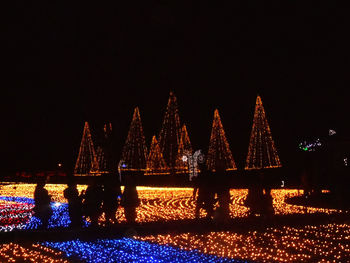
[245, 95, 282, 170]
[158, 91, 182, 173]
[102, 122, 113, 173]
[96, 146, 108, 173]
[120, 107, 148, 172]
[176, 124, 193, 173]
[207, 109, 237, 172]
[74, 122, 99, 176]
[95, 122, 113, 174]
[146, 136, 168, 175]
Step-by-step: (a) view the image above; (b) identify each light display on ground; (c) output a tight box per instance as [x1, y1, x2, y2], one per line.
[0, 243, 69, 263]
[1, 223, 349, 263]
[42, 238, 247, 263]
[0, 184, 89, 232]
[0, 184, 349, 262]
[0, 185, 342, 230]
[137, 223, 350, 262]
[0, 196, 89, 232]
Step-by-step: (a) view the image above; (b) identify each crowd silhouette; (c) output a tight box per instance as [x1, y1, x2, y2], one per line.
[33, 172, 139, 229]
[244, 172, 274, 218]
[194, 155, 234, 223]
[33, 160, 275, 229]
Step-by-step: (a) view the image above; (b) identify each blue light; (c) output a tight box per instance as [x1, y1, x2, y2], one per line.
[43, 238, 249, 263]
[0, 196, 89, 232]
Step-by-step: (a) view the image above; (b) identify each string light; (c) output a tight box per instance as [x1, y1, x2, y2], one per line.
[42, 238, 246, 263]
[329, 129, 336, 136]
[138, 223, 350, 262]
[176, 124, 193, 174]
[207, 109, 237, 172]
[0, 185, 343, 229]
[0, 243, 69, 262]
[96, 146, 110, 174]
[120, 107, 148, 172]
[0, 184, 89, 232]
[298, 138, 322, 152]
[0, 184, 349, 262]
[96, 122, 113, 174]
[145, 136, 169, 175]
[158, 91, 182, 173]
[74, 122, 100, 176]
[245, 95, 282, 170]
[185, 150, 204, 181]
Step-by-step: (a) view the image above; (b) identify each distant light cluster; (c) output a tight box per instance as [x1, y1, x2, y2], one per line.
[329, 129, 337, 136]
[137, 223, 350, 262]
[43, 238, 246, 263]
[298, 138, 322, 152]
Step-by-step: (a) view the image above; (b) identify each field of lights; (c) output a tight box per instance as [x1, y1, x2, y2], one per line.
[0, 183, 348, 262]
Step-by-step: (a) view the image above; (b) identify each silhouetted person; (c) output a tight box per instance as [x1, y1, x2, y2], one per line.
[64, 181, 83, 228]
[245, 185, 263, 216]
[213, 159, 230, 223]
[195, 154, 215, 219]
[33, 180, 52, 229]
[262, 188, 274, 217]
[121, 175, 140, 224]
[82, 179, 103, 226]
[245, 171, 266, 216]
[103, 175, 122, 225]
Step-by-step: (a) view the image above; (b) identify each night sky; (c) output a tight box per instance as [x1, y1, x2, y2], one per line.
[3, 2, 350, 173]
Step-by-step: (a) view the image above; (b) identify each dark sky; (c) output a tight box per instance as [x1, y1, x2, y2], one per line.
[3, 2, 350, 172]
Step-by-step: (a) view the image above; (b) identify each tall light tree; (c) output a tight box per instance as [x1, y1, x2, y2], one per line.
[74, 122, 99, 175]
[158, 91, 182, 173]
[120, 107, 148, 172]
[176, 124, 193, 172]
[146, 136, 168, 175]
[245, 95, 282, 170]
[207, 109, 237, 172]
[96, 122, 113, 174]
